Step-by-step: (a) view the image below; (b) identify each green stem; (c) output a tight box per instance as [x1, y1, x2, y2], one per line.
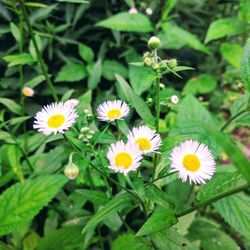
[176, 184, 249, 218]
[220, 110, 248, 132]
[115, 120, 121, 140]
[145, 171, 177, 187]
[19, 0, 59, 102]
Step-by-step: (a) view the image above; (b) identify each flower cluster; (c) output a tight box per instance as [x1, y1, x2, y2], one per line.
[96, 100, 162, 175]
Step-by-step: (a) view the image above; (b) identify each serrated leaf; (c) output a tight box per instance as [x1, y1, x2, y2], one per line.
[205, 17, 246, 43]
[113, 233, 151, 250]
[136, 209, 177, 236]
[115, 74, 155, 126]
[76, 189, 109, 206]
[82, 192, 133, 234]
[220, 43, 243, 68]
[230, 94, 249, 117]
[0, 98, 22, 115]
[55, 63, 87, 82]
[196, 172, 247, 203]
[0, 175, 67, 236]
[213, 193, 250, 239]
[96, 12, 153, 32]
[241, 38, 250, 92]
[37, 226, 83, 250]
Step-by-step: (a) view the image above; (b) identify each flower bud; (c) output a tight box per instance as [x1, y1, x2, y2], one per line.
[64, 162, 79, 180]
[148, 36, 161, 49]
[171, 95, 179, 104]
[128, 7, 138, 14]
[146, 97, 153, 104]
[22, 87, 34, 97]
[159, 83, 165, 89]
[144, 57, 152, 67]
[143, 51, 151, 59]
[145, 7, 153, 15]
[152, 63, 160, 71]
[167, 59, 177, 69]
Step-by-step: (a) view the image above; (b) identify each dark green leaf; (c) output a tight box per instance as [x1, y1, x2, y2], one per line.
[241, 38, 250, 92]
[88, 59, 102, 89]
[76, 189, 109, 206]
[0, 98, 22, 115]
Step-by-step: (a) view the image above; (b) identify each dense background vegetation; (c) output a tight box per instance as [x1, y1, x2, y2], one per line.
[0, 0, 250, 249]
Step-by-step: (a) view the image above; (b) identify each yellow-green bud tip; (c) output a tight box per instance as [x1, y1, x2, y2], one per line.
[148, 36, 161, 49]
[64, 163, 79, 180]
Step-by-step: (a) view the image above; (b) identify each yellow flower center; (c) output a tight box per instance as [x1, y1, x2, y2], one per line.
[23, 89, 33, 96]
[115, 152, 133, 169]
[183, 154, 200, 172]
[107, 109, 121, 119]
[47, 114, 65, 129]
[136, 138, 152, 151]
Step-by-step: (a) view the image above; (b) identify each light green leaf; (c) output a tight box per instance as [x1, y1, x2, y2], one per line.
[30, 5, 58, 24]
[9, 116, 31, 126]
[0, 130, 15, 144]
[213, 193, 250, 239]
[129, 66, 156, 95]
[136, 209, 177, 236]
[220, 43, 243, 68]
[230, 94, 249, 117]
[88, 59, 102, 89]
[37, 226, 84, 250]
[10, 22, 20, 42]
[25, 2, 48, 8]
[196, 172, 247, 203]
[188, 218, 239, 250]
[56, 0, 89, 3]
[76, 189, 109, 206]
[183, 74, 217, 95]
[145, 184, 174, 209]
[0, 175, 67, 236]
[55, 63, 87, 82]
[0, 98, 22, 115]
[113, 233, 151, 250]
[115, 74, 155, 126]
[78, 43, 94, 63]
[96, 12, 153, 32]
[102, 60, 128, 81]
[3, 53, 36, 67]
[82, 192, 133, 234]
[241, 38, 250, 92]
[205, 17, 246, 43]
[29, 34, 42, 59]
[24, 75, 46, 88]
[239, 0, 250, 23]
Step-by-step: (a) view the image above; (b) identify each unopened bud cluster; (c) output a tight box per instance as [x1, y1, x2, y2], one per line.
[83, 109, 93, 122]
[78, 126, 95, 142]
[144, 37, 178, 73]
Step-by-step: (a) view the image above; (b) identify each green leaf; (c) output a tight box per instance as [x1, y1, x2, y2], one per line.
[239, 0, 250, 23]
[102, 60, 128, 81]
[25, 2, 48, 8]
[96, 12, 153, 32]
[10, 22, 20, 42]
[136, 209, 177, 236]
[220, 43, 243, 68]
[56, 0, 89, 3]
[78, 43, 94, 63]
[161, 22, 210, 54]
[3, 53, 36, 67]
[188, 218, 239, 250]
[196, 172, 247, 203]
[205, 17, 246, 43]
[76, 189, 109, 206]
[113, 233, 151, 250]
[152, 229, 193, 250]
[213, 193, 250, 239]
[145, 184, 174, 209]
[115, 74, 155, 126]
[25, 75, 46, 88]
[241, 38, 250, 92]
[0, 175, 67, 236]
[55, 63, 87, 82]
[82, 192, 133, 234]
[88, 59, 102, 89]
[129, 66, 156, 95]
[37, 226, 84, 250]
[230, 94, 249, 117]
[0, 130, 15, 144]
[183, 74, 217, 95]
[0, 98, 22, 115]
[29, 34, 42, 59]
[9, 116, 31, 126]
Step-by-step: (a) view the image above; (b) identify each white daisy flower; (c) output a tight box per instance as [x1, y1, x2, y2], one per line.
[96, 100, 130, 122]
[22, 87, 34, 97]
[107, 140, 142, 175]
[33, 102, 78, 136]
[127, 126, 162, 154]
[65, 98, 79, 107]
[170, 140, 216, 185]
[128, 7, 138, 14]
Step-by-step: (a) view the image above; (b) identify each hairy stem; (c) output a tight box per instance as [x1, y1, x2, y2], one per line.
[19, 0, 59, 102]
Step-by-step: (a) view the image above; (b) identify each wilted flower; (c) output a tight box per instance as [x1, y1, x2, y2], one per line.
[96, 100, 130, 122]
[33, 102, 78, 135]
[107, 140, 142, 175]
[170, 140, 216, 185]
[127, 126, 162, 154]
[22, 87, 34, 97]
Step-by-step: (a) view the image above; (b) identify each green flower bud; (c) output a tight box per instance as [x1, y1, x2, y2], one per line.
[148, 36, 161, 49]
[167, 59, 177, 69]
[144, 57, 152, 67]
[159, 83, 165, 89]
[146, 97, 153, 104]
[152, 63, 160, 71]
[143, 52, 151, 58]
[64, 162, 79, 180]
